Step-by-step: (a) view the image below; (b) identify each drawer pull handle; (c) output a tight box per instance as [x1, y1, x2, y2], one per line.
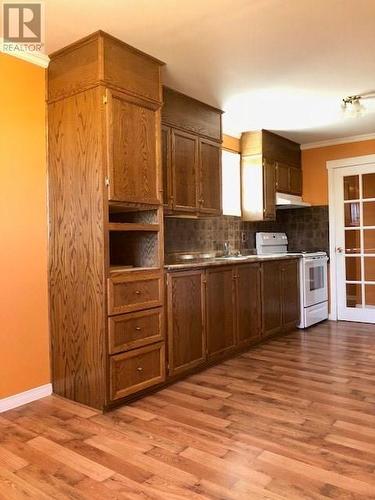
[135, 326, 142, 331]
[135, 290, 141, 295]
[136, 367, 143, 372]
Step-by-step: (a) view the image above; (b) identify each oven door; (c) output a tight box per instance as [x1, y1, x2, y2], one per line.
[304, 257, 328, 307]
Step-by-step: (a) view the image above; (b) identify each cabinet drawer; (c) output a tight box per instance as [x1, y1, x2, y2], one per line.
[110, 343, 165, 400]
[108, 272, 163, 315]
[109, 308, 164, 354]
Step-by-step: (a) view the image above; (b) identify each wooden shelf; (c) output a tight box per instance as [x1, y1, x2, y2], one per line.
[108, 223, 160, 232]
[109, 265, 160, 274]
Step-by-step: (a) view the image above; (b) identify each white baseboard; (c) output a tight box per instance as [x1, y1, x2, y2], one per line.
[0, 383, 52, 413]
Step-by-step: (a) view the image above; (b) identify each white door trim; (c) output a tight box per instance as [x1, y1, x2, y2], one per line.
[327, 153, 375, 320]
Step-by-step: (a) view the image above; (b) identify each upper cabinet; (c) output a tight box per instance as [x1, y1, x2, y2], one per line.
[48, 31, 163, 104]
[106, 90, 161, 204]
[161, 87, 223, 216]
[48, 31, 164, 207]
[241, 130, 302, 221]
[199, 138, 222, 214]
[171, 129, 199, 213]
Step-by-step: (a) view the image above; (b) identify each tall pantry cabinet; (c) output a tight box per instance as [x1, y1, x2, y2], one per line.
[47, 31, 165, 410]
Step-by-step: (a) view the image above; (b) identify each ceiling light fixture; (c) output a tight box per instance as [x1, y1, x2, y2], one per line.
[342, 91, 375, 117]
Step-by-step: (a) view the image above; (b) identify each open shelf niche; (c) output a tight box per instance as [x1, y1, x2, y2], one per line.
[108, 205, 163, 273]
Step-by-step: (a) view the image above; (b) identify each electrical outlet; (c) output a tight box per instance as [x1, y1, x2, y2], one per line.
[241, 231, 246, 243]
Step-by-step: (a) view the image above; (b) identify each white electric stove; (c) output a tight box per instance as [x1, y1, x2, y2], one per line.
[256, 232, 329, 328]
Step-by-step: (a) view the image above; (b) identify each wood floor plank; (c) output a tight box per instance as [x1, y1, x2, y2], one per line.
[27, 436, 115, 482]
[1, 320, 375, 499]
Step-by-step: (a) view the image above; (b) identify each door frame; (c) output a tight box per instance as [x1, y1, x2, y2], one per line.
[327, 153, 375, 320]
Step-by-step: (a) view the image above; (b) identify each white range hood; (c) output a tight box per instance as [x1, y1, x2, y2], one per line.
[276, 192, 311, 209]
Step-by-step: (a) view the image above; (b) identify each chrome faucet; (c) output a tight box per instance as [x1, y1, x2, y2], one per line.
[223, 241, 230, 256]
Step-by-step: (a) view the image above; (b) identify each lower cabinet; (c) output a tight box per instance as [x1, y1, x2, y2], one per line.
[166, 259, 299, 379]
[262, 260, 283, 337]
[206, 267, 236, 359]
[236, 263, 262, 345]
[110, 342, 165, 400]
[166, 270, 206, 376]
[262, 259, 300, 338]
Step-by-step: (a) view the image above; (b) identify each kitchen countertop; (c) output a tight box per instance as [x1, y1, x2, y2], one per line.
[164, 253, 302, 271]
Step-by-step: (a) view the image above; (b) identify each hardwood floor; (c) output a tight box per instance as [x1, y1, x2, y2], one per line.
[1, 321, 375, 499]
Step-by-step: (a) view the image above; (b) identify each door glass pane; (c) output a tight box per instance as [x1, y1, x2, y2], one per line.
[344, 203, 360, 227]
[362, 173, 375, 199]
[309, 266, 324, 291]
[345, 257, 361, 281]
[346, 283, 362, 308]
[364, 229, 375, 254]
[344, 175, 359, 200]
[345, 230, 360, 254]
[363, 202, 375, 226]
[365, 284, 375, 307]
[364, 257, 375, 281]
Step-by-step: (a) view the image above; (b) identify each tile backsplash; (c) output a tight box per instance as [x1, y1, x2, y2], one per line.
[164, 206, 329, 256]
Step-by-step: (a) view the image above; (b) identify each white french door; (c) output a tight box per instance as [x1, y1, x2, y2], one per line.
[334, 163, 375, 322]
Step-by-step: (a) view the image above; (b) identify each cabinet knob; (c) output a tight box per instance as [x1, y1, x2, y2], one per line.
[136, 366, 143, 372]
[135, 290, 141, 295]
[135, 326, 142, 331]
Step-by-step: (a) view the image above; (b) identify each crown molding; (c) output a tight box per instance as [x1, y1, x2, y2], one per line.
[0, 384, 52, 413]
[301, 132, 375, 150]
[0, 39, 49, 68]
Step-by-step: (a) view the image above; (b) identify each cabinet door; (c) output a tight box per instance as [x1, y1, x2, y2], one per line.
[275, 162, 290, 193]
[171, 129, 199, 213]
[261, 260, 282, 337]
[263, 158, 276, 220]
[289, 166, 302, 196]
[167, 270, 206, 376]
[161, 126, 172, 208]
[199, 139, 222, 215]
[107, 91, 160, 204]
[206, 267, 236, 358]
[281, 259, 300, 329]
[236, 264, 261, 346]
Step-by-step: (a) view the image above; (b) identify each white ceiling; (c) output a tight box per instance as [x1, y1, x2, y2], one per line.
[45, 0, 375, 144]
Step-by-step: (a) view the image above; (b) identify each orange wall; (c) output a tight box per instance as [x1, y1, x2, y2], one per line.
[302, 139, 375, 205]
[0, 54, 49, 398]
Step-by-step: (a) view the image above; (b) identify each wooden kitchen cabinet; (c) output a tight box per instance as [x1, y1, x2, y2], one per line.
[171, 129, 199, 212]
[199, 138, 222, 215]
[166, 258, 298, 382]
[106, 90, 161, 204]
[262, 260, 283, 337]
[110, 342, 165, 400]
[241, 130, 302, 221]
[161, 125, 171, 207]
[275, 162, 290, 193]
[262, 258, 300, 338]
[276, 162, 303, 196]
[236, 263, 262, 345]
[167, 270, 206, 376]
[281, 259, 300, 329]
[48, 31, 165, 411]
[263, 158, 277, 220]
[162, 87, 223, 216]
[289, 166, 303, 195]
[206, 267, 236, 358]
